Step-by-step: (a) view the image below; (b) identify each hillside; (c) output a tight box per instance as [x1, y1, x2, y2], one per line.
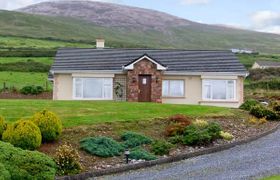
[0, 1, 277, 53]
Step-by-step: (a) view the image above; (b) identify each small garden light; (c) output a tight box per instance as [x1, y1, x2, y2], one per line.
[124, 149, 130, 164]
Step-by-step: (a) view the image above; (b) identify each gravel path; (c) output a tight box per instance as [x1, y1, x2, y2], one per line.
[97, 129, 280, 180]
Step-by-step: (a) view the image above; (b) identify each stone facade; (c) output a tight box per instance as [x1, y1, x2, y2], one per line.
[126, 59, 163, 103]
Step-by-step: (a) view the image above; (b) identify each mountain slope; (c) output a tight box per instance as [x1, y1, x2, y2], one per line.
[0, 1, 279, 53]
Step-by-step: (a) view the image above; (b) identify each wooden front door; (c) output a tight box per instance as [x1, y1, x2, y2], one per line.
[138, 75, 151, 102]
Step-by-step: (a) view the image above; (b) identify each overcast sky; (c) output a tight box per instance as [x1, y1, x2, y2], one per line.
[1, 0, 280, 34]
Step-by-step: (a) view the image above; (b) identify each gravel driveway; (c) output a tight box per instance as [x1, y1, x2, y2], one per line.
[97, 129, 280, 180]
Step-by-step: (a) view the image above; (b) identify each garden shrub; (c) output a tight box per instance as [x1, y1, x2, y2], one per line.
[245, 79, 280, 90]
[193, 119, 208, 129]
[250, 105, 280, 120]
[240, 99, 260, 111]
[165, 123, 189, 137]
[183, 125, 212, 145]
[220, 131, 234, 141]
[168, 114, 192, 125]
[20, 85, 44, 95]
[183, 122, 222, 146]
[2, 120, 42, 150]
[258, 117, 268, 124]
[168, 135, 184, 144]
[151, 140, 173, 156]
[0, 141, 56, 179]
[121, 131, 153, 148]
[80, 136, 124, 157]
[31, 110, 62, 142]
[55, 144, 82, 176]
[0, 116, 7, 139]
[271, 101, 280, 113]
[0, 163, 11, 180]
[128, 148, 157, 161]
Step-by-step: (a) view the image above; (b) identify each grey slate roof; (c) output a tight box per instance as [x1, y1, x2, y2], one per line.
[52, 48, 247, 74]
[256, 61, 280, 67]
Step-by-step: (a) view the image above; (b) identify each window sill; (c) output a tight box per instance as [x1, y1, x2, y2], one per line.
[162, 96, 186, 99]
[199, 100, 239, 103]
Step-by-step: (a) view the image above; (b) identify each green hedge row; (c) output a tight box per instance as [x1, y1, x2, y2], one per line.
[0, 61, 51, 72]
[0, 50, 56, 57]
[245, 79, 280, 90]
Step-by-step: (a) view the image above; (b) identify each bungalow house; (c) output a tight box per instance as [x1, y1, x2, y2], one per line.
[50, 40, 247, 108]
[252, 61, 280, 69]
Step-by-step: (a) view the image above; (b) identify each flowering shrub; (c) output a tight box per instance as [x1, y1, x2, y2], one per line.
[2, 120, 42, 150]
[55, 144, 82, 176]
[31, 110, 62, 142]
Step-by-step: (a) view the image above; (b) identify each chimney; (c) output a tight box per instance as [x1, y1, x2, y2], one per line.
[96, 38, 105, 49]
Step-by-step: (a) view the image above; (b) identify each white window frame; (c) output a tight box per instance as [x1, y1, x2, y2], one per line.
[73, 77, 113, 100]
[202, 79, 237, 101]
[162, 80, 185, 97]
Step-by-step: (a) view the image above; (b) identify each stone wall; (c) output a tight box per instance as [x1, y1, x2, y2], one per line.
[126, 59, 163, 103]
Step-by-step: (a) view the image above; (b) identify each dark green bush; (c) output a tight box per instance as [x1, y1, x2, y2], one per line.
[0, 141, 56, 179]
[0, 49, 56, 57]
[151, 140, 173, 156]
[168, 135, 184, 144]
[245, 79, 280, 90]
[2, 120, 42, 150]
[80, 137, 124, 157]
[248, 68, 280, 81]
[0, 61, 50, 72]
[206, 122, 222, 140]
[20, 85, 44, 95]
[31, 110, 62, 142]
[240, 99, 260, 111]
[55, 144, 82, 176]
[250, 105, 280, 120]
[121, 131, 153, 148]
[128, 148, 157, 161]
[183, 125, 211, 145]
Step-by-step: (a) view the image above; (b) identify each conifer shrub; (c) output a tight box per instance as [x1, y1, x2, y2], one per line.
[80, 136, 124, 157]
[128, 148, 157, 161]
[0, 116, 7, 139]
[31, 110, 62, 142]
[2, 120, 42, 150]
[121, 131, 153, 148]
[0, 141, 56, 179]
[240, 99, 260, 111]
[151, 140, 173, 155]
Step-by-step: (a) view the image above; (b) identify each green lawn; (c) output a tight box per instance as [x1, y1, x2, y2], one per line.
[0, 71, 50, 89]
[0, 100, 235, 127]
[0, 57, 53, 65]
[262, 175, 280, 180]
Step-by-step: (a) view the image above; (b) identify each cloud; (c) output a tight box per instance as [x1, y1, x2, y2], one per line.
[250, 10, 280, 34]
[180, 0, 210, 5]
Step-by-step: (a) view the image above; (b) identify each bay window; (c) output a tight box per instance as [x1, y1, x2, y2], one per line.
[162, 80, 185, 97]
[73, 78, 113, 100]
[202, 80, 236, 100]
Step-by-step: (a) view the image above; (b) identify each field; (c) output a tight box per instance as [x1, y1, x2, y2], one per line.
[0, 71, 49, 89]
[237, 54, 280, 68]
[0, 100, 234, 127]
[0, 57, 53, 65]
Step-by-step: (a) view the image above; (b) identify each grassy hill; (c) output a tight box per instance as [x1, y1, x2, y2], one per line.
[1, 10, 280, 53]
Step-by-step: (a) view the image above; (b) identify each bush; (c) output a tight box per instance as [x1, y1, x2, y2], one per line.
[271, 102, 280, 113]
[121, 132, 153, 148]
[20, 85, 44, 95]
[0, 116, 7, 139]
[80, 136, 124, 157]
[128, 148, 157, 161]
[183, 125, 211, 145]
[55, 144, 82, 176]
[165, 123, 189, 137]
[245, 79, 280, 90]
[151, 140, 173, 156]
[168, 114, 192, 125]
[220, 131, 234, 141]
[250, 105, 280, 120]
[0, 141, 56, 179]
[2, 120, 42, 150]
[31, 110, 62, 142]
[183, 122, 222, 146]
[0, 61, 50, 73]
[240, 99, 260, 111]
[193, 119, 208, 129]
[168, 135, 184, 144]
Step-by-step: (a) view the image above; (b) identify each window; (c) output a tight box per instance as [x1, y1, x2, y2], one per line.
[73, 78, 113, 100]
[202, 80, 236, 100]
[162, 80, 184, 97]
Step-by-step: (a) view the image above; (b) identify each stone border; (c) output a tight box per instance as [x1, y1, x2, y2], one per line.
[56, 124, 280, 180]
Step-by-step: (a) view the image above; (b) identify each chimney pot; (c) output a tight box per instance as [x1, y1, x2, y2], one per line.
[96, 38, 105, 49]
